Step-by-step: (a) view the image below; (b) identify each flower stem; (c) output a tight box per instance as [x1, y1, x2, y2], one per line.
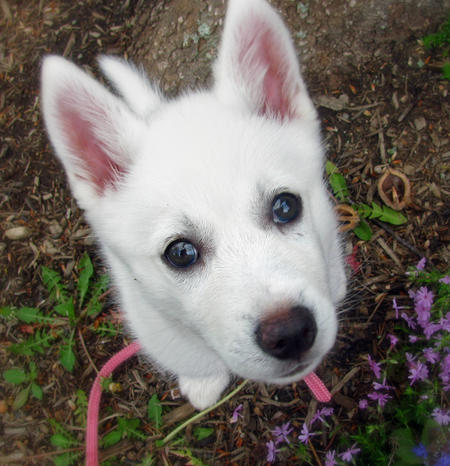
[160, 379, 249, 446]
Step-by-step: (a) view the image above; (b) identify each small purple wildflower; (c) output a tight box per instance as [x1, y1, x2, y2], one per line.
[230, 404, 243, 423]
[373, 377, 393, 391]
[424, 321, 442, 340]
[311, 407, 334, 425]
[325, 450, 338, 466]
[358, 399, 368, 410]
[439, 354, 450, 390]
[441, 312, 450, 332]
[339, 443, 361, 462]
[409, 335, 420, 343]
[435, 453, 450, 466]
[423, 347, 440, 364]
[414, 286, 433, 327]
[401, 312, 417, 329]
[408, 361, 429, 385]
[367, 391, 392, 407]
[298, 423, 317, 444]
[367, 354, 382, 379]
[272, 422, 293, 445]
[432, 408, 450, 426]
[412, 443, 428, 459]
[387, 333, 399, 347]
[439, 275, 450, 284]
[266, 440, 279, 463]
[392, 298, 403, 319]
[416, 257, 427, 270]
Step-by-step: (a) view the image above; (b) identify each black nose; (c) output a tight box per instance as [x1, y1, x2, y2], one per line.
[255, 305, 317, 360]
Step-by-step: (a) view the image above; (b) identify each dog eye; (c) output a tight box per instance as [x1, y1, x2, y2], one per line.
[164, 239, 199, 268]
[272, 192, 301, 224]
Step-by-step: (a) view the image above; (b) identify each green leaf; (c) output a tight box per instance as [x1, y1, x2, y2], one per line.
[31, 383, 43, 400]
[86, 274, 109, 317]
[353, 219, 373, 240]
[374, 203, 407, 225]
[54, 298, 75, 324]
[102, 429, 122, 448]
[326, 160, 338, 175]
[16, 307, 44, 323]
[329, 172, 350, 201]
[13, 385, 30, 410]
[0, 307, 14, 318]
[77, 253, 94, 307]
[53, 452, 81, 466]
[51, 433, 75, 449]
[60, 344, 76, 372]
[193, 427, 214, 441]
[147, 394, 162, 429]
[392, 429, 423, 465]
[3, 368, 27, 385]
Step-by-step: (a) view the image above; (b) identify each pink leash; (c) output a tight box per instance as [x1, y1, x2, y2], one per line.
[85, 342, 331, 465]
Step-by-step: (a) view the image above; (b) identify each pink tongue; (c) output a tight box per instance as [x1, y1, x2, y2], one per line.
[304, 372, 332, 402]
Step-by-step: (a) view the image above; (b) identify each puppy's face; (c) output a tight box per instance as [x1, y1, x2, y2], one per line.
[91, 96, 346, 383]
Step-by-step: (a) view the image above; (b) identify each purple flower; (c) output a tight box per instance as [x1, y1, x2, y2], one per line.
[325, 450, 338, 466]
[367, 354, 382, 379]
[416, 257, 427, 270]
[439, 275, 450, 284]
[359, 399, 368, 410]
[412, 443, 428, 459]
[441, 313, 450, 332]
[367, 391, 392, 407]
[432, 408, 450, 426]
[435, 453, 450, 466]
[298, 423, 317, 444]
[230, 404, 243, 423]
[408, 361, 429, 385]
[339, 443, 361, 462]
[414, 287, 433, 327]
[423, 321, 442, 340]
[393, 298, 403, 319]
[423, 347, 440, 364]
[387, 333, 399, 347]
[440, 354, 450, 390]
[409, 335, 420, 343]
[373, 378, 393, 391]
[266, 440, 279, 463]
[311, 407, 334, 425]
[272, 422, 293, 445]
[401, 312, 417, 329]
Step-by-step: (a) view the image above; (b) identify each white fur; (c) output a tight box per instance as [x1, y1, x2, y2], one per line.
[41, 0, 346, 410]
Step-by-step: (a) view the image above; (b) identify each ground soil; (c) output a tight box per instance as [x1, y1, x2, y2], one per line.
[0, 0, 449, 464]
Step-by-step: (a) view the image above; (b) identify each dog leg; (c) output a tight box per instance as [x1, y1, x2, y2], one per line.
[178, 372, 230, 410]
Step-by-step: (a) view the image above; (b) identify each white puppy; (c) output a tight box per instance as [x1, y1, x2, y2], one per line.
[41, 0, 347, 409]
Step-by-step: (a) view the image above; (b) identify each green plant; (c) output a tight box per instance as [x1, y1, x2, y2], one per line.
[326, 161, 407, 240]
[2, 362, 43, 410]
[423, 17, 450, 80]
[1, 253, 110, 373]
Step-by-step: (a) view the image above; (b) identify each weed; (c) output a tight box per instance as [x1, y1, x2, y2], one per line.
[422, 17, 450, 80]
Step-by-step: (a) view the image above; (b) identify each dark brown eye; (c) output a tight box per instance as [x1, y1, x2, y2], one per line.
[272, 192, 301, 224]
[164, 240, 198, 268]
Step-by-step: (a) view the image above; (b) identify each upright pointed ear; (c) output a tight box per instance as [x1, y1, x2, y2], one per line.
[214, 0, 317, 122]
[41, 56, 145, 210]
[98, 56, 163, 120]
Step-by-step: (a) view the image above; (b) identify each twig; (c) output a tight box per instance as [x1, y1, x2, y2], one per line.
[308, 438, 323, 466]
[160, 379, 249, 446]
[78, 328, 99, 374]
[372, 219, 425, 258]
[18, 447, 84, 463]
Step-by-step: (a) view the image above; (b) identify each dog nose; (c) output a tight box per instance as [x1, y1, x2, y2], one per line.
[255, 305, 317, 360]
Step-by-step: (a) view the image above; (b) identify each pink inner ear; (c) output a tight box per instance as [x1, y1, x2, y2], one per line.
[60, 101, 123, 193]
[238, 16, 299, 119]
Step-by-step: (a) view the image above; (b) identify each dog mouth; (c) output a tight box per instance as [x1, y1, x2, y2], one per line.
[278, 361, 310, 378]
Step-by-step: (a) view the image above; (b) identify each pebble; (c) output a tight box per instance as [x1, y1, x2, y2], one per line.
[4, 226, 31, 240]
[414, 116, 426, 131]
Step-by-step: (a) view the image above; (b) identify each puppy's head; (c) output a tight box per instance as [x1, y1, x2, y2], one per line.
[41, 0, 346, 383]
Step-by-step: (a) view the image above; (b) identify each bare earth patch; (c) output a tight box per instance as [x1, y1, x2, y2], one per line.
[0, 0, 448, 464]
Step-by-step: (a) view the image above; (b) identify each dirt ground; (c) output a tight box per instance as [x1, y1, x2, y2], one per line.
[0, 0, 449, 464]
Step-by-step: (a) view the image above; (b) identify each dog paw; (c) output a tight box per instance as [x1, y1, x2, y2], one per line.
[179, 372, 230, 410]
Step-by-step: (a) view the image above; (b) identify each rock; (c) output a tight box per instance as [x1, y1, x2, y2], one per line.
[4, 226, 31, 240]
[414, 116, 426, 131]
